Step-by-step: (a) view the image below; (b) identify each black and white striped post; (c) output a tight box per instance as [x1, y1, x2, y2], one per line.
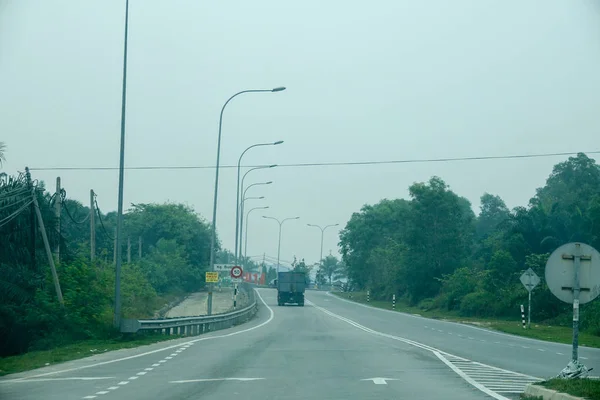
[392, 294, 396, 310]
[520, 304, 526, 329]
[367, 290, 370, 303]
[233, 284, 238, 309]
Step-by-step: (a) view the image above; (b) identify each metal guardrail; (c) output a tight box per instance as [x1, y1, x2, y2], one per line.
[120, 284, 257, 334]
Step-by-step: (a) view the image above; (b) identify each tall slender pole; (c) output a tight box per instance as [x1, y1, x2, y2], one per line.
[238, 166, 274, 254]
[54, 177, 61, 263]
[307, 223, 339, 283]
[238, 182, 270, 257]
[127, 236, 131, 263]
[276, 222, 282, 275]
[32, 190, 64, 308]
[207, 88, 285, 316]
[114, 0, 130, 328]
[528, 290, 532, 329]
[244, 206, 268, 270]
[263, 216, 299, 275]
[235, 144, 281, 262]
[90, 189, 96, 262]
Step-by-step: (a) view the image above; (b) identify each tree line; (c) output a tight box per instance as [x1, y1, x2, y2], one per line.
[339, 153, 600, 334]
[0, 164, 237, 356]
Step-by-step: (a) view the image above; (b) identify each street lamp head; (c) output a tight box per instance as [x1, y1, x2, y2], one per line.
[294, 217, 300, 219]
[273, 140, 284, 145]
[271, 87, 286, 92]
[269, 164, 277, 168]
[265, 181, 273, 185]
[259, 196, 265, 199]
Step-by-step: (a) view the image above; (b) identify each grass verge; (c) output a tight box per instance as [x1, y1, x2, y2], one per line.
[0, 334, 182, 377]
[541, 378, 600, 399]
[332, 291, 600, 348]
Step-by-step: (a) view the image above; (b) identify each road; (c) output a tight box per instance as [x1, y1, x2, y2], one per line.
[1, 289, 598, 400]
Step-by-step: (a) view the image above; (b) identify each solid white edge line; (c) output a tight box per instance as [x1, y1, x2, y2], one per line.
[3, 290, 274, 382]
[307, 296, 541, 399]
[325, 291, 600, 351]
[433, 352, 511, 400]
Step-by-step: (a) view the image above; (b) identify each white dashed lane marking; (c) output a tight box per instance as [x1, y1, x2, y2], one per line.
[95, 391, 109, 395]
[117, 381, 129, 385]
[107, 386, 119, 390]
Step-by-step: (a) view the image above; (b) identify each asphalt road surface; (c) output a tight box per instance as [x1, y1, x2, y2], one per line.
[1, 289, 598, 400]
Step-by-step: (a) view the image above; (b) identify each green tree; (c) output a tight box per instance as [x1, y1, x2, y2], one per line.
[402, 177, 475, 302]
[319, 255, 344, 284]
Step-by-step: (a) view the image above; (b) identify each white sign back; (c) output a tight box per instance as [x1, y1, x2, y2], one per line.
[545, 242, 600, 305]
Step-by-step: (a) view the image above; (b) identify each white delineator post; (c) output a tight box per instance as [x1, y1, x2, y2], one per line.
[367, 290, 370, 303]
[392, 294, 396, 310]
[233, 284, 238, 309]
[520, 304, 526, 329]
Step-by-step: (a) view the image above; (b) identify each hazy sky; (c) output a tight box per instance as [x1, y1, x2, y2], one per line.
[2, 1, 600, 267]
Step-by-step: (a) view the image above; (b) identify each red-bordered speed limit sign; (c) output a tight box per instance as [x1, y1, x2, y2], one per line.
[230, 266, 243, 278]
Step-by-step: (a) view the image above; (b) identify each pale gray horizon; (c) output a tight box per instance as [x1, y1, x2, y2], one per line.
[1, 0, 599, 267]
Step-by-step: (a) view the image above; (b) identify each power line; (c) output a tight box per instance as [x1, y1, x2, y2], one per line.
[94, 197, 114, 241]
[27, 150, 600, 172]
[0, 198, 34, 229]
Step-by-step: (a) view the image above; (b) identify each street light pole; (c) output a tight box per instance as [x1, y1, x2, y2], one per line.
[238, 163, 283, 262]
[263, 216, 300, 274]
[307, 223, 339, 284]
[207, 86, 285, 316]
[236, 155, 279, 263]
[114, 0, 130, 329]
[244, 206, 269, 270]
[239, 182, 271, 255]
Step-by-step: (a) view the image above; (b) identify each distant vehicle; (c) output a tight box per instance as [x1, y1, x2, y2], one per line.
[276, 271, 306, 306]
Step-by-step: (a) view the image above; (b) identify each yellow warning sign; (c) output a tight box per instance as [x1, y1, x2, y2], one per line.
[205, 271, 219, 283]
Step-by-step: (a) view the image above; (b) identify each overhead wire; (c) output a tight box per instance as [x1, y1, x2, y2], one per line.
[94, 196, 114, 241]
[0, 198, 34, 229]
[26, 150, 600, 172]
[60, 190, 90, 225]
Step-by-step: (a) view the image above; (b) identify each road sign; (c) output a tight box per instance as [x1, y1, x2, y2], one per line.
[520, 268, 540, 292]
[214, 264, 235, 272]
[205, 271, 219, 283]
[231, 266, 243, 279]
[545, 242, 600, 305]
[545, 242, 600, 378]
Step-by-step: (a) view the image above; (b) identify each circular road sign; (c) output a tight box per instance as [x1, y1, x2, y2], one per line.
[231, 266, 243, 279]
[545, 242, 600, 305]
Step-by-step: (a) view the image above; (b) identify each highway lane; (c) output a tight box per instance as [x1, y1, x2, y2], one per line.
[2, 288, 494, 400]
[309, 290, 600, 380]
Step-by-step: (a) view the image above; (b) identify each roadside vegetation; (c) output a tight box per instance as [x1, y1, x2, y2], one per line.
[0, 143, 261, 374]
[541, 378, 600, 400]
[339, 153, 600, 340]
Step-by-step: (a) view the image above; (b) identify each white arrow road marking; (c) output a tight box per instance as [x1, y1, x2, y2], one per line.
[170, 378, 265, 383]
[361, 377, 398, 385]
[4, 377, 115, 383]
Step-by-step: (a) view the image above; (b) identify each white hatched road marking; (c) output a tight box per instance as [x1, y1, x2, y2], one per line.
[107, 386, 119, 390]
[310, 299, 543, 400]
[434, 352, 541, 396]
[82, 397, 96, 399]
[95, 391, 109, 395]
[117, 381, 129, 385]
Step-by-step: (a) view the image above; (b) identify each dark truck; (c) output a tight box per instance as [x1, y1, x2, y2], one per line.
[276, 271, 306, 306]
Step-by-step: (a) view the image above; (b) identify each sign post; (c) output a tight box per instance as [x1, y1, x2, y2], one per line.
[519, 268, 540, 329]
[545, 242, 600, 379]
[230, 266, 243, 309]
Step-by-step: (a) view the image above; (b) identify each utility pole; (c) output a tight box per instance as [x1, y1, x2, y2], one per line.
[25, 168, 36, 269]
[113, 228, 117, 265]
[127, 237, 131, 263]
[90, 189, 96, 262]
[32, 188, 64, 308]
[138, 236, 142, 259]
[54, 177, 61, 263]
